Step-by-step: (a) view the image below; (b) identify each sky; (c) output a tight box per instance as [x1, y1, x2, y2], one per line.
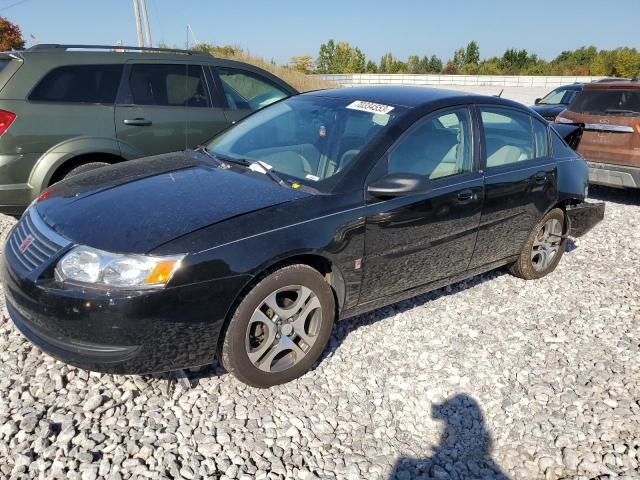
[4, 0, 640, 65]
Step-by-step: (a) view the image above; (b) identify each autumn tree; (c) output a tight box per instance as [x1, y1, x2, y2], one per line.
[290, 55, 314, 74]
[0, 17, 24, 51]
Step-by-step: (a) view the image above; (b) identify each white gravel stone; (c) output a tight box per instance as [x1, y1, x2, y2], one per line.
[0, 186, 638, 479]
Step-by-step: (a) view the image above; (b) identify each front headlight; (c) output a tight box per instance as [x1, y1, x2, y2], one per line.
[55, 246, 184, 289]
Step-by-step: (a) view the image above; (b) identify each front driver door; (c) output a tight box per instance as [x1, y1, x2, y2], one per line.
[359, 106, 484, 303]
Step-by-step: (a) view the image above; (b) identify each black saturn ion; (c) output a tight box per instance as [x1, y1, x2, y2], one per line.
[2, 87, 604, 387]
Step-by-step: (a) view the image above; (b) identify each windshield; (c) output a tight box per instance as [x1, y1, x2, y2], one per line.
[568, 89, 640, 116]
[540, 88, 576, 105]
[206, 95, 404, 190]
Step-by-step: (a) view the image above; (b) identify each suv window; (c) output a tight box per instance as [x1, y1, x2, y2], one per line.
[569, 89, 640, 116]
[128, 64, 210, 107]
[29, 64, 123, 104]
[217, 67, 288, 111]
[481, 108, 534, 168]
[388, 107, 473, 180]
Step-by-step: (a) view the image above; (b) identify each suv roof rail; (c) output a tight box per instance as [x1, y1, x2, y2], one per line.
[28, 44, 212, 56]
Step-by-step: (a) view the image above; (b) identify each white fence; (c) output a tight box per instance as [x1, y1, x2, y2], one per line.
[314, 74, 604, 88]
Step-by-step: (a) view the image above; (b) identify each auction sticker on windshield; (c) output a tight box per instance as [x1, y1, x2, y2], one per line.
[346, 100, 395, 115]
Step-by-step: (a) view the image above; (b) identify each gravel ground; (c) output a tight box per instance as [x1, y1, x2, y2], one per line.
[0, 186, 638, 480]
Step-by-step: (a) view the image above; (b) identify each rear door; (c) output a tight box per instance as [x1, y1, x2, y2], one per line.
[211, 66, 292, 124]
[469, 106, 557, 269]
[115, 62, 228, 157]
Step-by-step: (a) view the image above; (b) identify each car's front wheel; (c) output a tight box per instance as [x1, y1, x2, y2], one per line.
[218, 264, 335, 388]
[510, 207, 567, 280]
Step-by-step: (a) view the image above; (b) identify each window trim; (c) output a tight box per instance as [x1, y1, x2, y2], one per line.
[377, 105, 477, 182]
[116, 62, 215, 108]
[212, 66, 291, 111]
[27, 63, 125, 106]
[477, 104, 543, 171]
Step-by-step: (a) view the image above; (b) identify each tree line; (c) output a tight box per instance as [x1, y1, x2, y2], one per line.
[291, 40, 640, 78]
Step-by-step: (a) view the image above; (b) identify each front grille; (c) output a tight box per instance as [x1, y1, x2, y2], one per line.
[6, 209, 70, 273]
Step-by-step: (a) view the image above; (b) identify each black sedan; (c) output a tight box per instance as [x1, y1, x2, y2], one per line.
[531, 83, 583, 121]
[2, 87, 604, 387]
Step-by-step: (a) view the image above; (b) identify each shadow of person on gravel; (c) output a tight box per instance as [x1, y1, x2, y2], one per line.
[388, 394, 509, 479]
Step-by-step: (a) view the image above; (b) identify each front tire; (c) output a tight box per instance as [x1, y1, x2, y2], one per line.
[510, 208, 567, 280]
[219, 264, 336, 388]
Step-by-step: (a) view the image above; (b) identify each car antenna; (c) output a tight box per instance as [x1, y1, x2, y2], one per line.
[495, 89, 504, 97]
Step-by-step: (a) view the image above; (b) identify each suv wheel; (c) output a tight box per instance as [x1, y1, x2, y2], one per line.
[218, 264, 335, 388]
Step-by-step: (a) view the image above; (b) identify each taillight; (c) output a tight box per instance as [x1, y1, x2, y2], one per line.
[0, 109, 16, 136]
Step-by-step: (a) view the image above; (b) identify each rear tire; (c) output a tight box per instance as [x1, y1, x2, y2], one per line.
[218, 264, 335, 388]
[510, 208, 567, 280]
[62, 162, 110, 180]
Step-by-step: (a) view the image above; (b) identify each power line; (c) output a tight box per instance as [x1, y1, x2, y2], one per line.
[0, 0, 31, 13]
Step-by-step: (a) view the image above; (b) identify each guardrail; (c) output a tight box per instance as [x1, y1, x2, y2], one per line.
[313, 74, 605, 88]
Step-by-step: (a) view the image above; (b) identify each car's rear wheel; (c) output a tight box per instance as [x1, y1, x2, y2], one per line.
[219, 264, 335, 387]
[510, 208, 567, 280]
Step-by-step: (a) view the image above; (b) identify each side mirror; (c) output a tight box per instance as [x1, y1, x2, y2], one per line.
[534, 98, 542, 104]
[367, 172, 432, 198]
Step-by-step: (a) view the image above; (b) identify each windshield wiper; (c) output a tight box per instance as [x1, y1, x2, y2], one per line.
[210, 152, 289, 188]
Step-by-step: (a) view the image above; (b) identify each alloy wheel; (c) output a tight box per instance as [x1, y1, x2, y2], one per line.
[245, 285, 322, 373]
[531, 218, 563, 272]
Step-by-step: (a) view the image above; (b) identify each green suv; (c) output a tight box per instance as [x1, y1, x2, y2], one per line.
[0, 44, 297, 215]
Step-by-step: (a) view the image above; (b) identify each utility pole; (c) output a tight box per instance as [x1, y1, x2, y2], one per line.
[139, 0, 153, 47]
[132, 0, 144, 47]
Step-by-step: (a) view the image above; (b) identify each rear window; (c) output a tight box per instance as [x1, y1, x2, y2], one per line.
[29, 64, 123, 104]
[568, 89, 640, 116]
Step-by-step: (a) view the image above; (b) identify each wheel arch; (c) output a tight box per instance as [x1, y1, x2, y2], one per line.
[216, 252, 346, 354]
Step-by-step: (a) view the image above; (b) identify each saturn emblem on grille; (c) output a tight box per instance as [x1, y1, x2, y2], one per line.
[19, 234, 34, 253]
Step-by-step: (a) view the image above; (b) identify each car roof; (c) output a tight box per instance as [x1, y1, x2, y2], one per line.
[584, 80, 640, 90]
[302, 86, 527, 110]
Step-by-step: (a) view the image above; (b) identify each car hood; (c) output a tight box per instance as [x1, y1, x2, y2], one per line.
[530, 104, 566, 117]
[36, 151, 310, 254]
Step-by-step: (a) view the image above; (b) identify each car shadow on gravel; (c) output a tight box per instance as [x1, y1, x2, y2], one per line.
[159, 269, 510, 389]
[588, 184, 640, 206]
[387, 394, 509, 480]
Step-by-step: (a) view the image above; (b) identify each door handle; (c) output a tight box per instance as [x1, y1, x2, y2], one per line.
[534, 171, 547, 184]
[123, 118, 152, 126]
[457, 189, 474, 202]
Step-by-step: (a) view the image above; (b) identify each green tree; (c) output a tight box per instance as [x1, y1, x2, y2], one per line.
[428, 55, 443, 73]
[452, 47, 466, 70]
[465, 40, 480, 65]
[316, 39, 336, 73]
[365, 60, 378, 73]
[407, 55, 421, 73]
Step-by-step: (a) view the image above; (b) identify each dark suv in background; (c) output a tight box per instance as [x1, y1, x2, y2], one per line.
[531, 83, 583, 122]
[0, 44, 297, 215]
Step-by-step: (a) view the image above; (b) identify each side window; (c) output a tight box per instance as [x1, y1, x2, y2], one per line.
[388, 107, 473, 180]
[128, 64, 210, 107]
[533, 119, 549, 158]
[29, 64, 123, 103]
[217, 68, 289, 111]
[481, 107, 534, 168]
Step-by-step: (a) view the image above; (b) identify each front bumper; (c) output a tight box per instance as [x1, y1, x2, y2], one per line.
[587, 161, 640, 189]
[566, 201, 605, 238]
[2, 254, 247, 374]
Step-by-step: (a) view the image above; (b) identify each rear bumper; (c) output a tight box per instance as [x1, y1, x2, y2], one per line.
[587, 161, 640, 189]
[0, 152, 43, 214]
[566, 201, 605, 237]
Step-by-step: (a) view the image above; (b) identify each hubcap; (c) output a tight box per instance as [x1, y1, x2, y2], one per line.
[531, 218, 563, 272]
[245, 285, 322, 373]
